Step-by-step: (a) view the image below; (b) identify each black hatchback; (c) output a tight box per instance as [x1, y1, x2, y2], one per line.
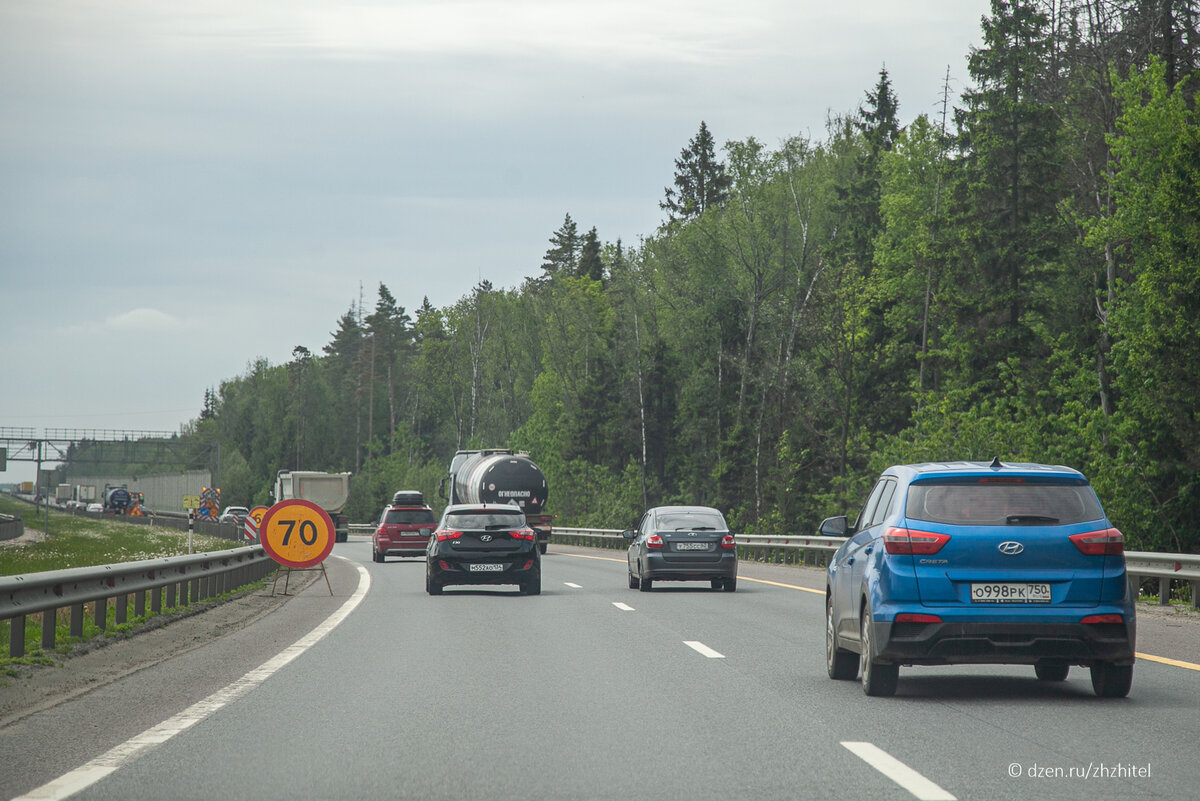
[426, 503, 541, 595]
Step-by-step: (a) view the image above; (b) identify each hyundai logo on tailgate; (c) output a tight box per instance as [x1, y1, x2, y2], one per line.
[998, 541, 1025, 556]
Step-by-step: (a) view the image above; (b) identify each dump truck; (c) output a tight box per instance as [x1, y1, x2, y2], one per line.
[442, 449, 553, 554]
[271, 470, 352, 542]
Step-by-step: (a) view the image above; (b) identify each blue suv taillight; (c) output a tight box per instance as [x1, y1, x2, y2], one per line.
[882, 527, 951, 555]
[1069, 528, 1124, 556]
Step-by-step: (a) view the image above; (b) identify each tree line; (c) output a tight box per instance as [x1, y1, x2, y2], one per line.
[177, 1, 1197, 552]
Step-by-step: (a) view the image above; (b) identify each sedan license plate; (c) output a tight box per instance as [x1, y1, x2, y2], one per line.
[674, 542, 709, 551]
[468, 563, 504, 572]
[970, 582, 1051, 604]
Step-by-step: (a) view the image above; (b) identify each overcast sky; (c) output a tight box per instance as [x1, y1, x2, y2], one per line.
[0, 0, 991, 483]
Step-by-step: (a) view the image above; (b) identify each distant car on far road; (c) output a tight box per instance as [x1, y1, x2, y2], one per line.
[219, 506, 250, 525]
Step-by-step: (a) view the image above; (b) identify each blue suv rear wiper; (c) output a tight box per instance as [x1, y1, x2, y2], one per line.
[1006, 514, 1060, 525]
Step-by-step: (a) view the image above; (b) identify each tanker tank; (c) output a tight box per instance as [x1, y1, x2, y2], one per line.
[445, 449, 554, 553]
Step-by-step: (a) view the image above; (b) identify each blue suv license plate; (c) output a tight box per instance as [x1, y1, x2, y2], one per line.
[970, 582, 1051, 604]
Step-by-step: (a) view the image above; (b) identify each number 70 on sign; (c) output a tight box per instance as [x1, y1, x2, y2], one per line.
[258, 499, 335, 568]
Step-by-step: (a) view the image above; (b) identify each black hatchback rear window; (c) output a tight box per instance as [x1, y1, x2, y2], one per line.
[906, 480, 1104, 526]
[444, 512, 525, 530]
[384, 509, 436, 525]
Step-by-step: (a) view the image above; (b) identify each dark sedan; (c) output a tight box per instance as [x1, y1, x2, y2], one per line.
[426, 503, 541, 595]
[624, 505, 738, 591]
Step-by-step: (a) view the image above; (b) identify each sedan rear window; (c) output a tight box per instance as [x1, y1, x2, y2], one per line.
[906, 480, 1104, 526]
[656, 511, 727, 532]
[384, 508, 436, 525]
[443, 512, 525, 530]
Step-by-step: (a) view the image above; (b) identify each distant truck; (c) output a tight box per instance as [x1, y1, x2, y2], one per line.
[442, 449, 554, 554]
[271, 470, 352, 542]
[104, 485, 132, 514]
[57, 484, 97, 506]
[101, 484, 145, 515]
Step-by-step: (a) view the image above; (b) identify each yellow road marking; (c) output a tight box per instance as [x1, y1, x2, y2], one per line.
[739, 576, 824, 594]
[1136, 652, 1200, 671]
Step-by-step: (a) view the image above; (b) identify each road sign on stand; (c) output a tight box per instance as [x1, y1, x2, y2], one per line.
[259, 499, 335, 595]
[244, 505, 268, 541]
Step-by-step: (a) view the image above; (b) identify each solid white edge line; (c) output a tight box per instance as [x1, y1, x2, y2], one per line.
[683, 640, 725, 659]
[612, 602, 635, 611]
[13, 558, 372, 801]
[841, 741, 956, 801]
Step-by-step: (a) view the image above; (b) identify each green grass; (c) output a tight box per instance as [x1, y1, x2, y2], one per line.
[0, 495, 271, 672]
[0, 494, 241, 576]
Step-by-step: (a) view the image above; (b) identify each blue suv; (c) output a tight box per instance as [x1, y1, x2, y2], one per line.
[822, 460, 1135, 697]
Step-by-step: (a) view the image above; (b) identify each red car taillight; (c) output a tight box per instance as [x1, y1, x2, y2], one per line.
[436, 530, 463, 542]
[720, 534, 736, 549]
[647, 533, 664, 549]
[883, 527, 951, 555]
[511, 528, 536, 541]
[1069, 528, 1124, 556]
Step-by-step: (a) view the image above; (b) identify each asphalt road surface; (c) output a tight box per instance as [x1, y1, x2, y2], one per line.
[1, 540, 1198, 801]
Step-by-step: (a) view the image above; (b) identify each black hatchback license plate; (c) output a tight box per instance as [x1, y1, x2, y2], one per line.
[468, 563, 504, 572]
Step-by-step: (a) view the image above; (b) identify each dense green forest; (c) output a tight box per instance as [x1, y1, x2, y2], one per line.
[175, 1, 1197, 552]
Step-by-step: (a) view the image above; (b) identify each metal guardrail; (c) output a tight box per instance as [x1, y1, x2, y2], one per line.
[552, 527, 846, 567]
[0, 545, 278, 658]
[1125, 551, 1200, 609]
[551, 528, 1199, 609]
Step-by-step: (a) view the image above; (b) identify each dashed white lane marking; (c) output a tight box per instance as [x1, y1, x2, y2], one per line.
[684, 640, 725, 659]
[612, 602, 635, 611]
[841, 741, 956, 801]
[14, 558, 371, 801]
[564, 582, 582, 588]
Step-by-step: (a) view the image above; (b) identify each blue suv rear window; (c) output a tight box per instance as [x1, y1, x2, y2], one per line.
[905, 480, 1104, 526]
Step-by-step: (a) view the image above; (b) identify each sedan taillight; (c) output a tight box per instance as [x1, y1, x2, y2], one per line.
[720, 534, 736, 549]
[647, 533, 664, 549]
[883, 527, 951, 555]
[1069, 528, 1124, 556]
[436, 530, 463, 542]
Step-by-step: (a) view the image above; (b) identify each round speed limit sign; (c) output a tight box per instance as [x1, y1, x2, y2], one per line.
[259, 499, 335, 568]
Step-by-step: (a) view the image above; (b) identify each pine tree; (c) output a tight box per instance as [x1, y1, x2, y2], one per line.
[541, 214, 579, 276]
[661, 121, 732, 222]
[952, 0, 1064, 394]
[577, 226, 604, 282]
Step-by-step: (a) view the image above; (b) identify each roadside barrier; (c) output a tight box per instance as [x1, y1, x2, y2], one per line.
[0, 545, 276, 658]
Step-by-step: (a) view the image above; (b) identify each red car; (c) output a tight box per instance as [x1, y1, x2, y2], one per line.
[372, 497, 437, 563]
